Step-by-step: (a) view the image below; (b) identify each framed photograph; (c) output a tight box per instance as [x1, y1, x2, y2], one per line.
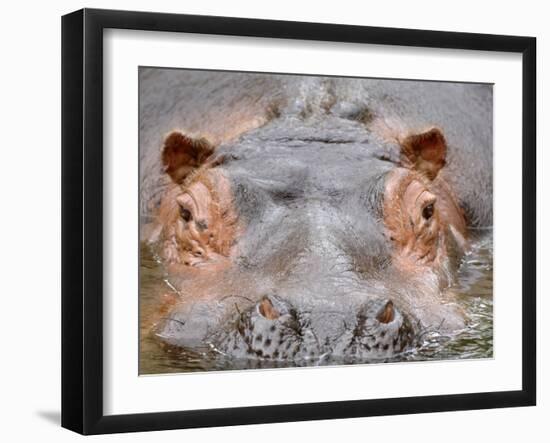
[61, 8, 536, 435]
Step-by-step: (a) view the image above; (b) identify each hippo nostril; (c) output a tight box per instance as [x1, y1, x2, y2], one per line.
[258, 296, 280, 320]
[377, 300, 395, 324]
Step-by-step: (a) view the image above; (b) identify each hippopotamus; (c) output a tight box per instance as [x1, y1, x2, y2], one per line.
[139, 68, 492, 366]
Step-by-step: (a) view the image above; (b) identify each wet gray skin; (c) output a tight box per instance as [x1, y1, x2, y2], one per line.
[140, 69, 492, 365]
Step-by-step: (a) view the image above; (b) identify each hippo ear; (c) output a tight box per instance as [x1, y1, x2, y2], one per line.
[162, 131, 215, 183]
[399, 127, 447, 180]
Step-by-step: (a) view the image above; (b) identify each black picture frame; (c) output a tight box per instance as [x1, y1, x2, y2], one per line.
[61, 8, 536, 435]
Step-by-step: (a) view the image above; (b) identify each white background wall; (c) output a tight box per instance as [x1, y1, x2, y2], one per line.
[0, 1, 545, 441]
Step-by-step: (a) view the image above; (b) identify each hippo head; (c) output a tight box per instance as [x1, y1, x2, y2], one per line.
[146, 109, 469, 365]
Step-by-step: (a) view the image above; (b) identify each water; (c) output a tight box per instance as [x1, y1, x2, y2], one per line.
[139, 231, 493, 374]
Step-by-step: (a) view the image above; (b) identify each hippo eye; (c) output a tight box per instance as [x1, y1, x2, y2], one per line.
[422, 203, 435, 220]
[180, 207, 192, 222]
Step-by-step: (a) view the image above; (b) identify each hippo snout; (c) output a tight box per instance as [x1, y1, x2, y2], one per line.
[209, 294, 415, 363]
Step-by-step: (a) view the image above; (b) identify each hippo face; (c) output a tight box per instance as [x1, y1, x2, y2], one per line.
[141, 72, 491, 366]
